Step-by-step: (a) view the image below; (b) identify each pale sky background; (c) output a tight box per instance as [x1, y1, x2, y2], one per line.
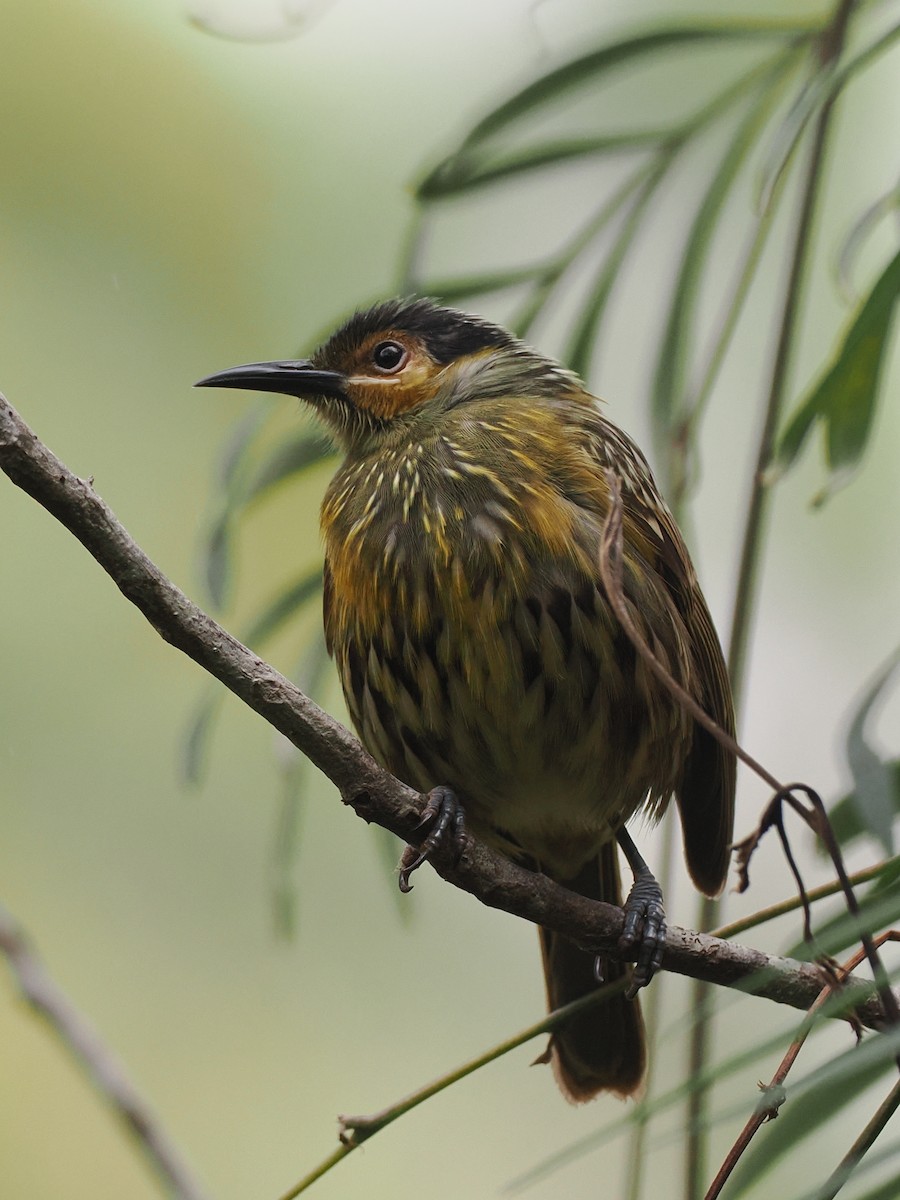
[2, 2, 899, 1198]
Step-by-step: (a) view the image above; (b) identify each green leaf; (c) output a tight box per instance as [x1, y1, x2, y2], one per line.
[268, 627, 330, 937]
[460, 23, 809, 148]
[845, 648, 900, 853]
[784, 857, 900, 959]
[853, 1163, 900, 1200]
[373, 825, 411, 922]
[214, 403, 270, 492]
[242, 427, 334, 507]
[791, 1137, 900, 1200]
[651, 52, 796, 468]
[755, 67, 828, 213]
[270, 755, 305, 940]
[203, 510, 233, 609]
[770, 244, 900, 503]
[267, 627, 335, 938]
[416, 266, 546, 303]
[200, 426, 332, 608]
[504, 1013, 801, 1194]
[565, 160, 669, 378]
[418, 131, 664, 198]
[201, 409, 269, 607]
[180, 687, 225, 785]
[420, 23, 812, 201]
[508, 160, 665, 339]
[826, 19, 900, 116]
[827, 761, 900, 851]
[242, 566, 325, 648]
[838, 185, 900, 301]
[179, 569, 325, 785]
[728, 1024, 900, 1197]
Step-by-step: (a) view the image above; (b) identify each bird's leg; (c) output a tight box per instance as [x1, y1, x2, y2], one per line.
[616, 827, 667, 998]
[398, 785, 466, 893]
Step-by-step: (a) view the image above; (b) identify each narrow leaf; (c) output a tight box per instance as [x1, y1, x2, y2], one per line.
[461, 23, 808, 147]
[418, 131, 665, 198]
[791, 1138, 900, 1200]
[243, 428, 334, 506]
[854, 1163, 900, 1200]
[509, 160, 662, 338]
[180, 569, 325, 784]
[269, 632, 334, 938]
[784, 860, 900, 959]
[827, 761, 900, 851]
[214, 403, 270, 492]
[203, 510, 233, 609]
[771, 245, 900, 501]
[756, 67, 828, 213]
[505, 1010, 834, 1194]
[270, 729, 310, 940]
[180, 688, 225, 785]
[242, 566, 325, 648]
[418, 266, 545, 303]
[201, 425, 331, 608]
[728, 1025, 900, 1197]
[373, 825, 411, 922]
[651, 57, 793, 467]
[837, 185, 900, 301]
[201, 411, 266, 607]
[845, 648, 900, 853]
[565, 161, 668, 377]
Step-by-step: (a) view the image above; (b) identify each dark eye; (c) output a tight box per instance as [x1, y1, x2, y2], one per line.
[372, 340, 408, 372]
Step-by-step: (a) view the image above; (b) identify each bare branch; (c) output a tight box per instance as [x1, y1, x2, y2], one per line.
[0, 391, 893, 1029]
[0, 899, 212, 1200]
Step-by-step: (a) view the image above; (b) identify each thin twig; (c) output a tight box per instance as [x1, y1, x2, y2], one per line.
[0, 899, 212, 1200]
[709, 9, 861, 1183]
[275, 1146, 351, 1200]
[726, 0, 858, 707]
[277, 979, 628, 1198]
[599, 472, 897, 1009]
[712, 860, 891, 942]
[704, 933, 899, 1200]
[599, 470, 779, 793]
[735, 786, 900, 1031]
[807, 791, 900, 1025]
[813, 1074, 900, 1200]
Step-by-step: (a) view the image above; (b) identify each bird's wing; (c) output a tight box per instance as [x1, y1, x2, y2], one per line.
[580, 406, 736, 895]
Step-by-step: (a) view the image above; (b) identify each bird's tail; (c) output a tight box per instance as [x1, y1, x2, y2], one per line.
[539, 841, 646, 1101]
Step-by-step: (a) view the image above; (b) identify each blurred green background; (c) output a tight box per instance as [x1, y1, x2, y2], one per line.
[2, 2, 900, 1198]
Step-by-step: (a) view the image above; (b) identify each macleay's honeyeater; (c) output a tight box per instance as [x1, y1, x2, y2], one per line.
[197, 297, 735, 1101]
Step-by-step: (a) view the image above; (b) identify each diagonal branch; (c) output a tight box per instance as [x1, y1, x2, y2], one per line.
[0, 899, 212, 1200]
[0, 390, 892, 1028]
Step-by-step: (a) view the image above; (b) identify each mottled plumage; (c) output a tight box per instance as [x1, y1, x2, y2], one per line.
[198, 297, 736, 1102]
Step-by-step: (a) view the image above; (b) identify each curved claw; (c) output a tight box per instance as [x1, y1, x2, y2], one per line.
[397, 844, 428, 894]
[397, 786, 466, 893]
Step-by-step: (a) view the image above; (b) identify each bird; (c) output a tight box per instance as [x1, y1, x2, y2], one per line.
[196, 297, 736, 1102]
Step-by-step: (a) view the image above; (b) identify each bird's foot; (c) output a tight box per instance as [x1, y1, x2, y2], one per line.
[616, 828, 667, 998]
[619, 873, 666, 997]
[398, 785, 466, 893]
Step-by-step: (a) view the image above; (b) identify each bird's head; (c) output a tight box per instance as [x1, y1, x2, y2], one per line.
[196, 297, 581, 453]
